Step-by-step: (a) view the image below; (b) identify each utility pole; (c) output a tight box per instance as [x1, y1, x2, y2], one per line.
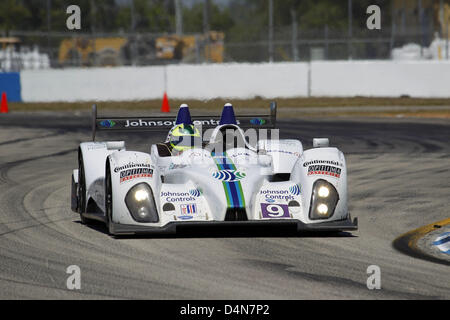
[446, 19, 449, 59]
[90, 1, 96, 34]
[175, 0, 183, 35]
[418, 0, 424, 57]
[130, 0, 137, 66]
[390, 6, 397, 55]
[203, 0, 210, 62]
[46, 0, 51, 63]
[203, 0, 210, 34]
[347, 0, 352, 60]
[131, 0, 136, 32]
[269, 0, 274, 62]
[291, 8, 298, 62]
[91, 1, 97, 66]
[46, 0, 51, 33]
[401, 0, 406, 34]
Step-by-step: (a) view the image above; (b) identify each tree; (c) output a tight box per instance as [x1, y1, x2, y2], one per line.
[0, 0, 31, 33]
[183, 1, 234, 34]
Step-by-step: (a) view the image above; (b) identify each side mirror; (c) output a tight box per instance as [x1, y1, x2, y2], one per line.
[313, 138, 329, 148]
[106, 141, 126, 151]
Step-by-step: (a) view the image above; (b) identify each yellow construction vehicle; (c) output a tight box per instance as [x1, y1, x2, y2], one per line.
[58, 32, 224, 67]
[58, 37, 127, 67]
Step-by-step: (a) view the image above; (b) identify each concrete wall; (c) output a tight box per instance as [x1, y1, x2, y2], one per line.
[310, 61, 450, 98]
[166, 63, 309, 99]
[21, 66, 165, 102]
[15, 60, 450, 102]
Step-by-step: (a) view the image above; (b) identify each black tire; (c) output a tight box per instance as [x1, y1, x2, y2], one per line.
[78, 150, 90, 225]
[105, 160, 115, 235]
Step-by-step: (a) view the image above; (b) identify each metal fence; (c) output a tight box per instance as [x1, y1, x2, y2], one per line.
[1, 25, 448, 72]
[225, 24, 449, 62]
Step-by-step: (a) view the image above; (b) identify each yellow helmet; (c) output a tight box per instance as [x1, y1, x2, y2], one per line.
[167, 124, 202, 152]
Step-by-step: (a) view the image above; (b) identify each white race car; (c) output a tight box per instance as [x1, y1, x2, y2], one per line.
[71, 102, 357, 236]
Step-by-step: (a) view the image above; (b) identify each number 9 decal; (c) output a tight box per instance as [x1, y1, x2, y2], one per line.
[266, 204, 284, 217]
[261, 203, 290, 219]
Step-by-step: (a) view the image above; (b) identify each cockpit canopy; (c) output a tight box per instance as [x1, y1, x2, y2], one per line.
[208, 124, 253, 152]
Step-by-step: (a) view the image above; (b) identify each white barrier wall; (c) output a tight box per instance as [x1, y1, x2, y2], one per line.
[166, 63, 309, 99]
[20, 61, 450, 102]
[21, 66, 166, 102]
[310, 61, 450, 98]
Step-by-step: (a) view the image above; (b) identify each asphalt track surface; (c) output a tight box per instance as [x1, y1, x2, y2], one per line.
[0, 112, 449, 299]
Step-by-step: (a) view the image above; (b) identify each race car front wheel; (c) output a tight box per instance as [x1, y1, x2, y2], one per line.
[105, 159, 115, 235]
[78, 150, 89, 224]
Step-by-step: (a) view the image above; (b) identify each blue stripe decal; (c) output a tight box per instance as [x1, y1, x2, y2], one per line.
[229, 181, 240, 208]
[212, 152, 245, 208]
[224, 180, 235, 207]
[433, 235, 450, 246]
[233, 181, 244, 207]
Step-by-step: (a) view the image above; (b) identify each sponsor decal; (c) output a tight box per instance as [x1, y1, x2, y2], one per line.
[261, 203, 290, 219]
[161, 191, 197, 202]
[289, 184, 301, 196]
[125, 119, 176, 128]
[114, 162, 152, 173]
[212, 152, 246, 209]
[303, 160, 343, 167]
[250, 118, 266, 125]
[177, 215, 194, 220]
[188, 151, 205, 158]
[189, 189, 202, 197]
[193, 119, 230, 126]
[99, 120, 116, 128]
[259, 185, 301, 202]
[278, 140, 299, 146]
[266, 149, 300, 157]
[120, 168, 153, 183]
[123, 119, 240, 128]
[169, 163, 188, 170]
[180, 204, 198, 215]
[212, 170, 246, 182]
[229, 152, 251, 158]
[307, 165, 341, 178]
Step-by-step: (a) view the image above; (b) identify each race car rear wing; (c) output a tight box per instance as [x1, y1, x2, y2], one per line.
[91, 102, 277, 141]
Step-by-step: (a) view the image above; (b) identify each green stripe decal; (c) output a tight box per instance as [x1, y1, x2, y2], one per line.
[212, 152, 246, 208]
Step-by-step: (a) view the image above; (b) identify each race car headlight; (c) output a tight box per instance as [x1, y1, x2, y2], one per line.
[309, 179, 339, 220]
[125, 183, 159, 223]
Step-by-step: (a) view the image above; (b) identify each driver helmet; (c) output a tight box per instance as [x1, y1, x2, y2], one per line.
[166, 124, 202, 152]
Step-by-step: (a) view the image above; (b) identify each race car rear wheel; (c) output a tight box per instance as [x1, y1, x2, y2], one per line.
[105, 160, 115, 235]
[78, 150, 90, 224]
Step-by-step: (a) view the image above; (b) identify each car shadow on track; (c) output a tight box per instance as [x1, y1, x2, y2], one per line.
[76, 220, 357, 239]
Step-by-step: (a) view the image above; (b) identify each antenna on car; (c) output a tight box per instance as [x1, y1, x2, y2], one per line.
[270, 101, 277, 127]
